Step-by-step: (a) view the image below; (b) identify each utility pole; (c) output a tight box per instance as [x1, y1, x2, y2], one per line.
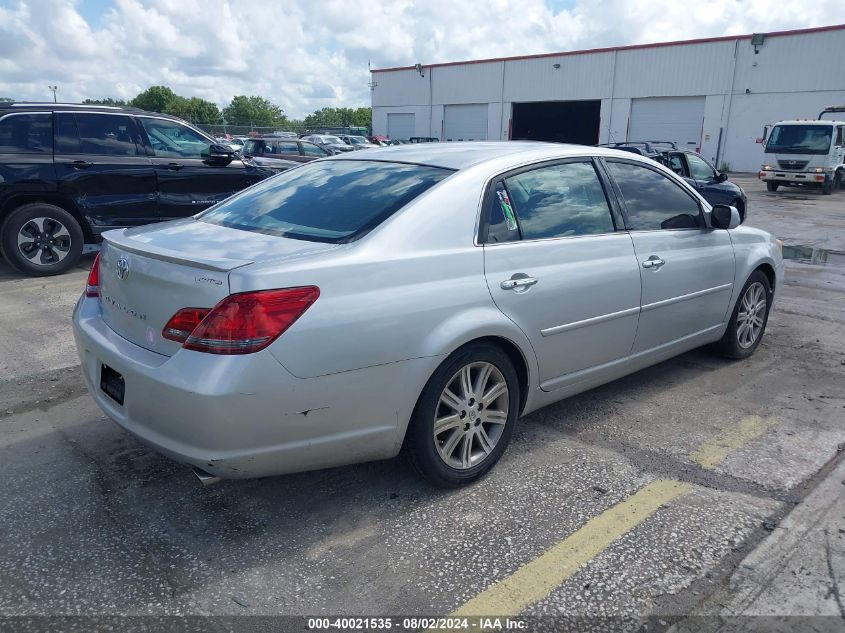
[48, 85, 57, 102]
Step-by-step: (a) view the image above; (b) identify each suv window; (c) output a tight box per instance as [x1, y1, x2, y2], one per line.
[502, 161, 615, 240]
[607, 161, 704, 230]
[665, 153, 686, 176]
[199, 160, 452, 243]
[0, 113, 52, 153]
[270, 141, 299, 154]
[686, 154, 717, 181]
[54, 113, 139, 156]
[301, 142, 327, 157]
[140, 117, 211, 159]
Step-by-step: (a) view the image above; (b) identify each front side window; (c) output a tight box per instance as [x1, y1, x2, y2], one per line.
[607, 160, 704, 231]
[199, 160, 452, 243]
[501, 161, 615, 240]
[0, 113, 52, 153]
[140, 118, 211, 159]
[765, 124, 832, 155]
[54, 113, 139, 156]
[687, 154, 717, 181]
[301, 142, 327, 157]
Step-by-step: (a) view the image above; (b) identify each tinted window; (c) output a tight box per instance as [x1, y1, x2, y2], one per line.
[0, 113, 52, 153]
[502, 162, 614, 239]
[301, 142, 327, 157]
[485, 181, 521, 243]
[687, 154, 717, 181]
[140, 117, 210, 158]
[199, 160, 452, 243]
[607, 161, 704, 230]
[269, 141, 299, 154]
[65, 114, 139, 156]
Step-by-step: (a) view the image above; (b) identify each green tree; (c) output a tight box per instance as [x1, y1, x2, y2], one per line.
[0, 97, 14, 103]
[129, 86, 179, 114]
[82, 97, 127, 106]
[223, 96, 286, 127]
[303, 107, 371, 130]
[169, 97, 221, 124]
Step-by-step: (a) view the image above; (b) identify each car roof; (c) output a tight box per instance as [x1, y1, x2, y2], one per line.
[0, 102, 189, 124]
[329, 141, 634, 170]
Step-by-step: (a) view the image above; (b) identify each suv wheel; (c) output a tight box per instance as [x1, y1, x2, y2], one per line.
[0, 203, 84, 276]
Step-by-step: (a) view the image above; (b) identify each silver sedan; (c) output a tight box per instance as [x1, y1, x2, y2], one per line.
[72, 142, 784, 487]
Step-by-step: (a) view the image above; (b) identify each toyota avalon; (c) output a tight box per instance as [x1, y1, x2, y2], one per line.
[73, 142, 784, 487]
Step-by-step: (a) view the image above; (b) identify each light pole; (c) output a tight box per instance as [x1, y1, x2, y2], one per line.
[48, 85, 57, 102]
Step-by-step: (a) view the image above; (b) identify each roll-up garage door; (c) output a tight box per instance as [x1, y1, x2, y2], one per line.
[444, 104, 488, 141]
[628, 97, 705, 150]
[387, 113, 415, 141]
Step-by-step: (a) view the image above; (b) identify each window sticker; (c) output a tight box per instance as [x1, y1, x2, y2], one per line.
[496, 189, 518, 231]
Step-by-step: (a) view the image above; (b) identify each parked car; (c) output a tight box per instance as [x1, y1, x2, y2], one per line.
[369, 135, 391, 146]
[0, 103, 275, 276]
[73, 142, 782, 487]
[338, 135, 377, 150]
[301, 134, 353, 154]
[603, 142, 748, 221]
[241, 137, 331, 165]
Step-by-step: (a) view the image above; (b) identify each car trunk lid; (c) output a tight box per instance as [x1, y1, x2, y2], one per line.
[98, 219, 336, 356]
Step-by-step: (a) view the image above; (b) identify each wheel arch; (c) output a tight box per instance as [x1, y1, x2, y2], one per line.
[0, 194, 94, 242]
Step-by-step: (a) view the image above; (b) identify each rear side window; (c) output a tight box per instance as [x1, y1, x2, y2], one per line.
[0, 113, 52, 153]
[270, 141, 299, 154]
[607, 161, 704, 230]
[301, 142, 327, 157]
[55, 113, 139, 156]
[199, 160, 452, 243]
[502, 161, 615, 240]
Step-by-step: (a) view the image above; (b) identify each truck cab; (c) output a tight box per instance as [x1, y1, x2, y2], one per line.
[758, 107, 845, 195]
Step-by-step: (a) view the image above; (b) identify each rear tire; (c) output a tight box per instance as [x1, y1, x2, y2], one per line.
[404, 342, 520, 487]
[766, 182, 779, 192]
[712, 270, 772, 360]
[0, 203, 84, 276]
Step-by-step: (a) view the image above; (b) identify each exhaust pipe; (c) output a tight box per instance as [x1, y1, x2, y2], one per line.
[192, 467, 222, 487]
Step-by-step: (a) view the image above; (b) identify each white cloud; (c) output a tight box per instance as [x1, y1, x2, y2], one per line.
[0, 0, 841, 117]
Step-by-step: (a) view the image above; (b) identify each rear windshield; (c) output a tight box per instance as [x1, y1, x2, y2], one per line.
[198, 160, 453, 243]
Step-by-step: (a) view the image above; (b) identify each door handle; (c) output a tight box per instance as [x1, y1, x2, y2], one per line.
[642, 256, 666, 269]
[501, 276, 538, 290]
[71, 160, 92, 169]
[164, 162, 183, 170]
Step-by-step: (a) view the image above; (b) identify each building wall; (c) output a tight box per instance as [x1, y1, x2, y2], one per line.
[371, 26, 845, 171]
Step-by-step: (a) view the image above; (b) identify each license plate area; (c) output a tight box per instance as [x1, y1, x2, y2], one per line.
[100, 364, 125, 406]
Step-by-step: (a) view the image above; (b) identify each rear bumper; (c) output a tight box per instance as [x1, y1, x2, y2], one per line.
[72, 295, 435, 479]
[759, 170, 829, 184]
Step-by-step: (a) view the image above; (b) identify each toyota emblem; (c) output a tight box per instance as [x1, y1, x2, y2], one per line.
[116, 257, 130, 281]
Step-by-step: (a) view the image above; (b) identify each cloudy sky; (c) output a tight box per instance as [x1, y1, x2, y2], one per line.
[0, 0, 841, 118]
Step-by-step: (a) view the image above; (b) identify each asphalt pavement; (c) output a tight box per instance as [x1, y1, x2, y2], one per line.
[0, 176, 843, 632]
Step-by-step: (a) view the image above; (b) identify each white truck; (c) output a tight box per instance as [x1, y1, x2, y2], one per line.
[758, 106, 845, 195]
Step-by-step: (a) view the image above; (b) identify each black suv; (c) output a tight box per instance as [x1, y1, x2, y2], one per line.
[0, 103, 274, 276]
[601, 142, 748, 222]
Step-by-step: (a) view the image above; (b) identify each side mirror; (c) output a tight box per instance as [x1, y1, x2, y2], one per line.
[717, 172, 729, 182]
[711, 204, 740, 230]
[205, 143, 235, 166]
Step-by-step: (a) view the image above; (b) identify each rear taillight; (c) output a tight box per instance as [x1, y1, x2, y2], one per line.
[165, 286, 319, 355]
[162, 308, 211, 343]
[86, 253, 101, 297]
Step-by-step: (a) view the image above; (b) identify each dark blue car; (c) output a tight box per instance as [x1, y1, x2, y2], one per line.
[602, 142, 748, 222]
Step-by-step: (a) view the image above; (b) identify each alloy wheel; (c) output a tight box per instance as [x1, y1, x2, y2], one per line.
[433, 361, 509, 470]
[17, 217, 72, 266]
[737, 282, 767, 348]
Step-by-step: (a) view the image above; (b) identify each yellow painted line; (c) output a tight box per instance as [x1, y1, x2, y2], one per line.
[689, 415, 779, 469]
[449, 479, 690, 618]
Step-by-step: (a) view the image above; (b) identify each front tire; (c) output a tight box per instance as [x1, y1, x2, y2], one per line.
[0, 203, 84, 276]
[766, 182, 779, 192]
[404, 343, 520, 487]
[712, 270, 772, 360]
